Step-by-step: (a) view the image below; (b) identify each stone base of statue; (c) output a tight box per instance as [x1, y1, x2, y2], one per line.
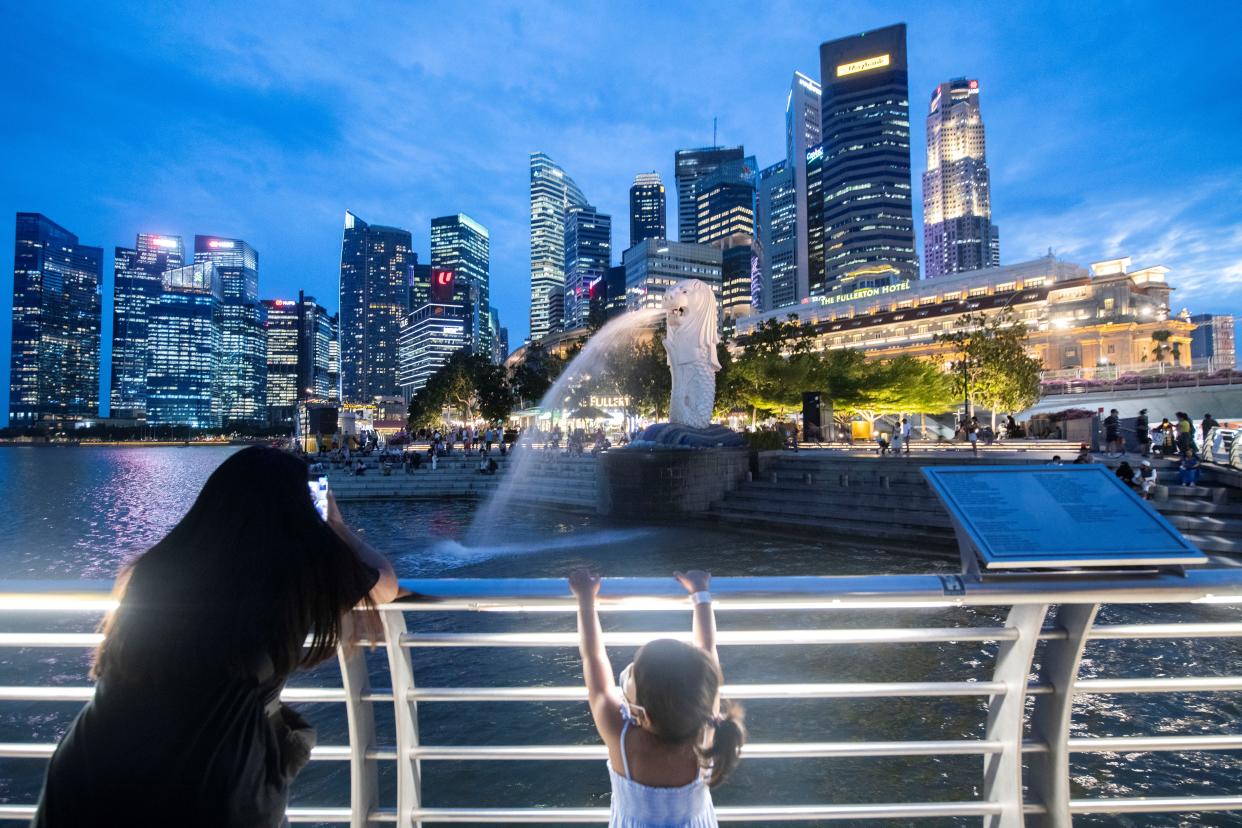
[597, 444, 751, 518]
[628, 422, 747, 450]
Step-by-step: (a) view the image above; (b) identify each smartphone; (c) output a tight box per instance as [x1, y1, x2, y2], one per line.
[309, 476, 330, 520]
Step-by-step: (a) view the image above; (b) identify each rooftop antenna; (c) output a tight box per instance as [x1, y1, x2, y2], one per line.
[713, 117, 717, 148]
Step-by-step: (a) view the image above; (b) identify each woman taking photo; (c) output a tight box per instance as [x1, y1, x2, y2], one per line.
[33, 446, 400, 827]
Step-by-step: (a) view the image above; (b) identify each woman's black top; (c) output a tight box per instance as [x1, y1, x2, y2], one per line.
[32, 565, 378, 828]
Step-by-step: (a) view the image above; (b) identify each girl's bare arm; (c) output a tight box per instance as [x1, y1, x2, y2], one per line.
[570, 570, 623, 742]
[675, 570, 719, 665]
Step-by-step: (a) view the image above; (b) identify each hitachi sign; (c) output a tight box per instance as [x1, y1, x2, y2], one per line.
[836, 54, 891, 77]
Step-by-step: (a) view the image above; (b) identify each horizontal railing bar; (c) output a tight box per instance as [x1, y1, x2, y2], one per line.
[400, 628, 1022, 648]
[6, 570, 1242, 613]
[407, 802, 1007, 822]
[0, 633, 102, 648]
[1088, 623, 1242, 639]
[409, 740, 1005, 761]
[1075, 677, 1242, 694]
[0, 686, 394, 704]
[1069, 735, 1242, 752]
[0, 805, 397, 824]
[406, 681, 1011, 702]
[1070, 795, 1242, 814]
[0, 742, 398, 761]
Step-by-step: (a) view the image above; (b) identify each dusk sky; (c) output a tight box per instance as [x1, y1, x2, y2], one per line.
[2, 1, 1240, 419]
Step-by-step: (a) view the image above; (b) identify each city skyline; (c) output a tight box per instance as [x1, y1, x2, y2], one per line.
[2, 3, 1241, 422]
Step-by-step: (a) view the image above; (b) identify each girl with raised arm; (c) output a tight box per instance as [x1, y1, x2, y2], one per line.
[569, 568, 745, 828]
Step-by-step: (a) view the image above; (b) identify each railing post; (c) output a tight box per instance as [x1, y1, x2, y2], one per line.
[982, 604, 1048, 827]
[338, 612, 379, 828]
[382, 607, 422, 828]
[1027, 603, 1099, 827]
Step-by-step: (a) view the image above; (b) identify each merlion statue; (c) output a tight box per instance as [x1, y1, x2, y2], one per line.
[662, 280, 720, 429]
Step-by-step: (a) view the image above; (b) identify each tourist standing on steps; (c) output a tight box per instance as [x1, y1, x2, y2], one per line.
[1104, 409, 1122, 457]
[967, 417, 979, 457]
[1175, 412, 1195, 456]
[1201, 413, 1219, 453]
[900, 418, 912, 455]
[569, 568, 745, 828]
[1135, 409, 1151, 457]
[32, 447, 400, 828]
[1157, 418, 1176, 456]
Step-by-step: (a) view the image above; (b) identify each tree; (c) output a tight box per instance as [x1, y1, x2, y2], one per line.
[936, 311, 1042, 426]
[407, 351, 513, 429]
[509, 342, 564, 409]
[727, 315, 822, 425]
[838, 355, 956, 426]
[605, 336, 671, 425]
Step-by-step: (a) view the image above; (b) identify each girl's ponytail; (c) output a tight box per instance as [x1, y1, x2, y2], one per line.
[701, 700, 746, 787]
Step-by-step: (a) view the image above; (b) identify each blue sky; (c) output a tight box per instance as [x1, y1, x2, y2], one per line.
[2, 1, 1240, 421]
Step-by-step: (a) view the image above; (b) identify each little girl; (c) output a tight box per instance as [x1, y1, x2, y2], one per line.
[569, 568, 746, 828]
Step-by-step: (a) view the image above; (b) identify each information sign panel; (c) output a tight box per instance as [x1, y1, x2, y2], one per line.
[922, 465, 1206, 570]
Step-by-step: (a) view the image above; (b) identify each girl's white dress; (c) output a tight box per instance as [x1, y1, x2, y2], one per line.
[607, 703, 717, 828]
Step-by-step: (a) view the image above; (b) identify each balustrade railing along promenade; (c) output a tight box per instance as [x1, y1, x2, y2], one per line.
[2, 573, 1242, 825]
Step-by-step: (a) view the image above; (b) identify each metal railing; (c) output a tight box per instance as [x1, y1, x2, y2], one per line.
[3, 573, 1242, 825]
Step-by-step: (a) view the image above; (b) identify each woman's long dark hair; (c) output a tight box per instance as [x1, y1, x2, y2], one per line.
[95, 446, 378, 684]
[633, 638, 746, 787]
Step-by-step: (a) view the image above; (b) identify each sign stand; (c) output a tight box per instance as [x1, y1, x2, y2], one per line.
[923, 465, 1207, 579]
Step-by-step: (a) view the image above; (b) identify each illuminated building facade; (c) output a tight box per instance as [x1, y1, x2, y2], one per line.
[604, 265, 628, 320]
[8, 213, 103, 425]
[398, 301, 467, 401]
[736, 256, 1193, 375]
[262, 298, 300, 425]
[408, 259, 431, 313]
[110, 233, 183, 418]
[695, 157, 757, 326]
[629, 172, 666, 247]
[263, 292, 337, 426]
[432, 213, 490, 358]
[339, 211, 413, 402]
[146, 262, 223, 428]
[1189, 314, 1236, 370]
[923, 78, 999, 278]
[757, 160, 797, 311]
[817, 24, 917, 294]
[674, 145, 744, 243]
[564, 206, 612, 331]
[622, 240, 722, 314]
[786, 71, 822, 302]
[194, 235, 265, 424]
[530, 152, 587, 341]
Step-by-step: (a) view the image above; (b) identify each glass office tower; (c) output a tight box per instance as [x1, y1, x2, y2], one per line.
[673, 146, 745, 243]
[530, 152, 588, 341]
[757, 161, 797, 311]
[923, 77, 1000, 277]
[818, 23, 917, 293]
[431, 213, 491, 358]
[8, 213, 102, 426]
[786, 71, 822, 302]
[146, 262, 223, 429]
[629, 172, 666, 248]
[563, 206, 612, 331]
[194, 235, 265, 424]
[110, 233, 183, 418]
[339, 211, 414, 402]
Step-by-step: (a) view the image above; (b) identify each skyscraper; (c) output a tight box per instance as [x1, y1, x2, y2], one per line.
[263, 292, 337, 426]
[695, 158, 758, 324]
[408, 257, 432, 311]
[262, 298, 300, 426]
[817, 23, 917, 294]
[757, 160, 797, 310]
[110, 233, 183, 418]
[629, 172, 666, 248]
[1189, 314, 1237, 369]
[786, 71, 822, 301]
[194, 236, 266, 424]
[530, 152, 587, 341]
[9, 213, 102, 426]
[674, 146, 744, 242]
[339, 211, 414, 402]
[431, 213, 491, 358]
[622, 240, 722, 313]
[146, 261, 222, 428]
[564, 206, 612, 331]
[398, 268, 467, 401]
[923, 78, 1000, 277]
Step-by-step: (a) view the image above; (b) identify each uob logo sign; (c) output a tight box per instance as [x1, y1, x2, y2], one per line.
[431, 269, 455, 302]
